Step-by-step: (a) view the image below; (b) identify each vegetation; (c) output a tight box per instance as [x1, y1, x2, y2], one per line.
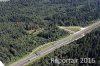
[0, 23, 68, 64]
[0, 0, 100, 65]
[59, 26, 82, 33]
[27, 28, 100, 66]
[0, 0, 100, 26]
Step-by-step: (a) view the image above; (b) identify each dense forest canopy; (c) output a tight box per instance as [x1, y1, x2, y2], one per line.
[0, 0, 100, 65]
[0, 0, 100, 26]
[0, 22, 68, 64]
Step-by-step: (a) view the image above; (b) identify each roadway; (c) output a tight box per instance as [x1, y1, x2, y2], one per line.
[9, 21, 100, 66]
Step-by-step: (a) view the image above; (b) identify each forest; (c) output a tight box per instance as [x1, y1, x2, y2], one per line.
[0, 0, 100, 65]
[0, 0, 100, 26]
[0, 22, 68, 64]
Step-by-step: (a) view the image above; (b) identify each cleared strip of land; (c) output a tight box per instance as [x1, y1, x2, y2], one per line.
[9, 21, 100, 66]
